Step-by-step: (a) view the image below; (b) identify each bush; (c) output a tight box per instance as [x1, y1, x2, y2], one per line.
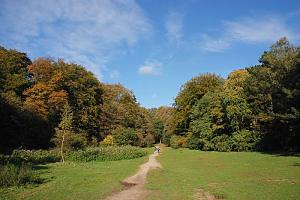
[11, 149, 60, 164]
[187, 136, 202, 150]
[101, 135, 114, 146]
[162, 133, 172, 146]
[170, 135, 180, 149]
[113, 127, 138, 146]
[170, 135, 189, 149]
[0, 163, 41, 187]
[187, 136, 214, 150]
[230, 130, 260, 151]
[211, 135, 232, 152]
[66, 146, 148, 162]
[69, 134, 87, 150]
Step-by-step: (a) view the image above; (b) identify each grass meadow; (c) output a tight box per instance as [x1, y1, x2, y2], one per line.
[146, 148, 300, 200]
[0, 148, 150, 200]
[1, 147, 300, 200]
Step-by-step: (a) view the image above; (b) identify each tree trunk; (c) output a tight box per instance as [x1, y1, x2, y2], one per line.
[60, 133, 65, 163]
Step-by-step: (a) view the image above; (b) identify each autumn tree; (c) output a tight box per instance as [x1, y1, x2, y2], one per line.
[53, 103, 74, 163]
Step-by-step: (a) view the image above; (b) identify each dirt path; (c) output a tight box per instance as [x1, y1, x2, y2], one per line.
[104, 152, 162, 200]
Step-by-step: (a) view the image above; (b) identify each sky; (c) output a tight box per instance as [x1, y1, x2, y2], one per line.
[1, 0, 300, 108]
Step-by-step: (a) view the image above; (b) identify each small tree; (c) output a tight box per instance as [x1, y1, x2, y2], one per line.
[54, 103, 73, 163]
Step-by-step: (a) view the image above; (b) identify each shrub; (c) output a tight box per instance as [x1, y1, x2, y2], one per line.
[230, 130, 260, 151]
[113, 127, 138, 146]
[101, 135, 114, 146]
[66, 146, 148, 162]
[187, 136, 202, 150]
[212, 135, 232, 152]
[69, 134, 87, 150]
[11, 149, 60, 164]
[0, 163, 41, 187]
[170, 135, 189, 149]
[162, 133, 172, 146]
[170, 135, 180, 149]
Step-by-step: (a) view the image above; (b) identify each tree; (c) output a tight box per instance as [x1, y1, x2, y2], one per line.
[112, 127, 138, 146]
[223, 70, 252, 132]
[154, 120, 164, 143]
[173, 73, 224, 135]
[244, 37, 300, 150]
[54, 103, 74, 163]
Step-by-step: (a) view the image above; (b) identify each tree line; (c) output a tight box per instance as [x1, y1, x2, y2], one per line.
[162, 38, 300, 151]
[0, 47, 163, 153]
[1, 37, 299, 153]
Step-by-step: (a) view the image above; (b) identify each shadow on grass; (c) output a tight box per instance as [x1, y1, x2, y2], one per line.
[32, 165, 50, 170]
[259, 151, 300, 157]
[292, 162, 300, 167]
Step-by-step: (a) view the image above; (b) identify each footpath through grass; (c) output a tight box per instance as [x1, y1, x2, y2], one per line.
[146, 148, 300, 200]
[0, 154, 148, 200]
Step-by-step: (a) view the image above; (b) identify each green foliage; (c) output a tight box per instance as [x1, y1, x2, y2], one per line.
[181, 38, 300, 152]
[112, 127, 138, 146]
[0, 149, 49, 187]
[10, 149, 60, 164]
[0, 46, 31, 95]
[154, 121, 164, 143]
[1, 38, 299, 153]
[68, 133, 87, 150]
[54, 103, 74, 141]
[230, 130, 261, 151]
[244, 37, 300, 150]
[173, 73, 224, 135]
[170, 135, 180, 149]
[153, 106, 175, 145]
[0, 163, 41, 187]
[66, 146, 148, 162]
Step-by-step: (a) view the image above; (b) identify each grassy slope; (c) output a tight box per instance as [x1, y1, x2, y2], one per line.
[146, 148, 300, 200]
[0, 156, 148, 200]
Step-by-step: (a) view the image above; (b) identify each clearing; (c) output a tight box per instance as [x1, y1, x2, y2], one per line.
[1, 147, 300, 200]
[0, 156, 148, 200]
[146, 148, 300, 200]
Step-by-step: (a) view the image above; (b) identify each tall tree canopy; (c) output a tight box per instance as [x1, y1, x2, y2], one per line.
[173, 73, 224, 135]
[1, 37, 299, 153]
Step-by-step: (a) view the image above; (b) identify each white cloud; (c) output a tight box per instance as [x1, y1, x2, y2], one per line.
[109, 70, 120, 79]
[201, 34, 231, 52]
[225, 17, 299, 43]
[138, 61, 162, 75]
[165, 11, 183, 45]
[0, 0, 151, 80]
[200, 15, 300, 52]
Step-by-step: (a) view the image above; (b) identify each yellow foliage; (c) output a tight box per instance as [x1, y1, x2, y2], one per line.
[101, 135, 114, 146]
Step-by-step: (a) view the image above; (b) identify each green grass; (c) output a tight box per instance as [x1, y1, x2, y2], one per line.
[146, 148, 300, 200]
[0, 156, 148, 200]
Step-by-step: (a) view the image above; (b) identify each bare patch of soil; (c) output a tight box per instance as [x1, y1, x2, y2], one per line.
[194, 188, 217, 200]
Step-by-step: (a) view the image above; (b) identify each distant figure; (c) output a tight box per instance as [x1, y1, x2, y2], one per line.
[154, 146, 160, 153]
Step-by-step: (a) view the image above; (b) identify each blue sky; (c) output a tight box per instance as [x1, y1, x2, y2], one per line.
[1, 0, 300, 108]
